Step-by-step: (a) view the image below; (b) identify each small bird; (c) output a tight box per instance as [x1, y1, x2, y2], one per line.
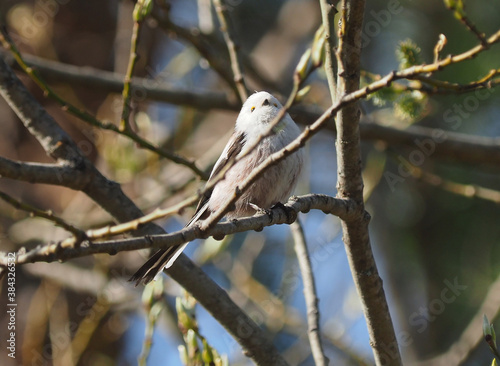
[129, 91, 304, 285]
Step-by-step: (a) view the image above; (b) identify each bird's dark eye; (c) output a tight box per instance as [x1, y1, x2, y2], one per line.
[250, 106, 255, 112]
[262, 98, 270, 106]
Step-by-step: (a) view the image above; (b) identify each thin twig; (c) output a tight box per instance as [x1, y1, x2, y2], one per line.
[213, 0, 248, 102]
[153, 7, 276, 95]
[362, 68, 500, 94]
[0, 190, 86, 240]
[443, 0, 488, 47]
[319, 0, 338, 101]
[85, 194, 199, 240]
[413, 69, 500, 91]
[291, 220, 329, 366]
[120, 0, 148, 132]
[138, 279, 164, 366]
[405, 164, 500, 204]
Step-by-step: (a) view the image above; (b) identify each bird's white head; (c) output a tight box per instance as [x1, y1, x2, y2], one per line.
[235, 91, 285, 134]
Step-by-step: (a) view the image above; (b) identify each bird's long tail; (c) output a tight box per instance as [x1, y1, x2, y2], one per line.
[128, 243, 188, 286]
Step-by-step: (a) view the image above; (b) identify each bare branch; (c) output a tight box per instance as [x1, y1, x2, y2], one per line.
[120, 0, 149, 132]
[3, 194, 353, 266]
[443, 0, 488, 47]
[0, 156, 87, 189]
[291, 220, 329, 366]
[360, 123, 500, 167]
[1, 49, 238, 110]
[213, 0, 249, 102]
[318, 0, 338, 101]
[0, 190, 86, 239]
[334, 0, 401, 365]
[404, 164, 500, 204]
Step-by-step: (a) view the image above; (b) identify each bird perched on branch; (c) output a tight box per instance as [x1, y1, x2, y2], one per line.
[130, 91, 304, 285]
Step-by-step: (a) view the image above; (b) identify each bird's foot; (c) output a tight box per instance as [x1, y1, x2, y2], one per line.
[249, 202, 271, 216]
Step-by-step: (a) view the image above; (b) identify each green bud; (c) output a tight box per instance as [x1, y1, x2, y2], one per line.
[484, 314, 492, 337]
[149, 302, 163, 322]
[484, 315, 497, 345]
[311, 25, 326, 68]
[394, 91, 426, 122]
[141, 282, 155, 309]
[295, 85, 311, 102]
[186, 329, 199, 358]
[396, 39, 422, 70]
[295, 48, 312, 82]
[133, 0, 153, 22]
[443, 0, 465, 18]
[368, 86, 398, 107]
[201, 338, 214, 363]
[178, 345, 188, 365]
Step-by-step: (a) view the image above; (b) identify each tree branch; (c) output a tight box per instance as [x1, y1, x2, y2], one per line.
[3, 194, 353, 266]
[319, 0, 338, 101]
[0, 156, 88, 189]
[334, 1, 401, 365]
[1, 49, 238, 110]
[213, 0, 249, 102]
[0, 190, 86, 239]
[120, 0, 150, 132]
[360, 122, 500, 167]
[291, 220, 329, 366]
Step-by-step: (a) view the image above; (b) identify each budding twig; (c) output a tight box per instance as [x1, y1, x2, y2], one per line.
[213, 0, 249, 102]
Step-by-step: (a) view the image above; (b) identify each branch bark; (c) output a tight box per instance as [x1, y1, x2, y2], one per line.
[1, 50, 239, 111]
[291, 220, 329, 366]
[333, 1, 402, 365]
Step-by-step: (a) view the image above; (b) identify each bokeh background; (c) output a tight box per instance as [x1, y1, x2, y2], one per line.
[1, 0, 500, 365]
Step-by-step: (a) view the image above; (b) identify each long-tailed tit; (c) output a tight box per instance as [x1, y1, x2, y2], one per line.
[130, 91, 304, 285]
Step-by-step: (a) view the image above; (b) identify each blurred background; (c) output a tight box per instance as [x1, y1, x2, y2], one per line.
[0, 0, 500, 365]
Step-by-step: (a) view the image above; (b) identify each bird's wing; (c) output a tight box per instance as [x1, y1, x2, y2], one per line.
[187, 131, 245, 226]
[129, 131, 247, 285]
